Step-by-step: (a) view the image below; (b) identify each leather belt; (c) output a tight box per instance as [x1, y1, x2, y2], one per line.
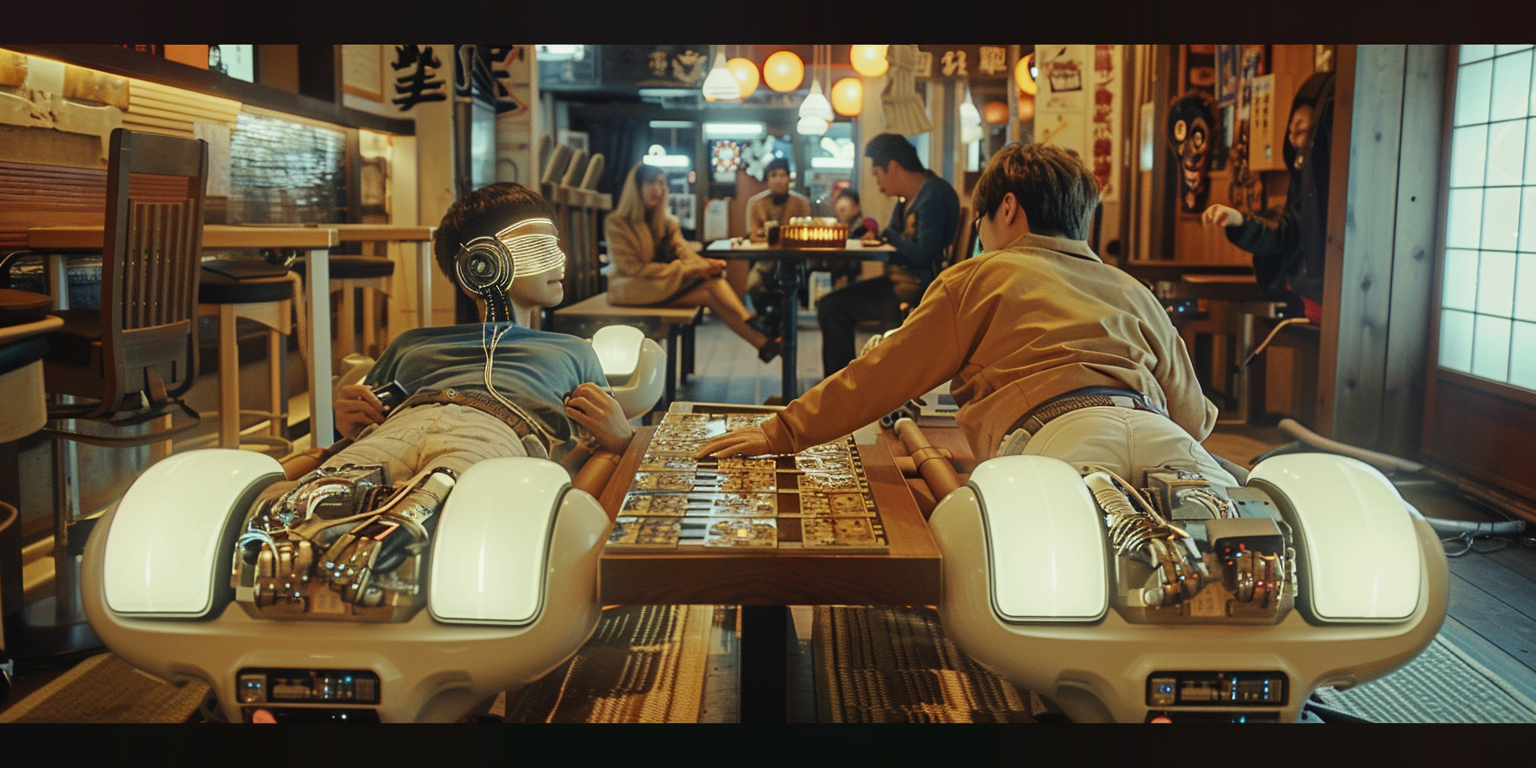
[390, 387, 544, 448]
[1006, 386, 1163, 438]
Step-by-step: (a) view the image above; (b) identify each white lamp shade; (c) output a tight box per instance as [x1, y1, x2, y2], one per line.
[798, 79, 834, 123]
[701, 52, 742, 101]
[796, 115, 830, 136]
[960, 99, 984, 143]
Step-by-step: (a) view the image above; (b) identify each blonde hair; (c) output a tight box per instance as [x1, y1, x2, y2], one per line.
[611, 162, 674, 247]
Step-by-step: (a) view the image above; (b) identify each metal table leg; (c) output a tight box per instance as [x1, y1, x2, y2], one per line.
[779, 263, 803, 401]
[739, 605, 789, 723]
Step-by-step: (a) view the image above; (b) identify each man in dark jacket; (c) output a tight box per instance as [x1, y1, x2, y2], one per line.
[815, 133, 960, 377]
[1203, 71, 1335, 324]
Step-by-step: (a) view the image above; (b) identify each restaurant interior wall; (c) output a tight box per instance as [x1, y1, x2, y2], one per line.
[0, 46, 427, 547]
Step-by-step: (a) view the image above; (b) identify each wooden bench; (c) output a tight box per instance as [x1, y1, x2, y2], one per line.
[551, 291, 702, 409]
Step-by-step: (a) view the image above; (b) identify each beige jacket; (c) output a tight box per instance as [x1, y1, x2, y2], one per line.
[604, 212, 699, 306]
[746, 190, 811, 239]
[761, 233, 1217, 461]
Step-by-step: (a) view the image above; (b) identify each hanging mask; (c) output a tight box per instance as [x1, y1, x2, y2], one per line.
[456, 217, 565, 323]
[1166, 92, 1219, 213]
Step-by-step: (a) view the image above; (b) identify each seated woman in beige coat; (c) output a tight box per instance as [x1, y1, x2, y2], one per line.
[604, 162, 781, 363]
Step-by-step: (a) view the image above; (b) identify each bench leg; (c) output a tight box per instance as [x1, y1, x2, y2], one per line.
[681, 319, 696, 383]
[665, 327, 680, 409]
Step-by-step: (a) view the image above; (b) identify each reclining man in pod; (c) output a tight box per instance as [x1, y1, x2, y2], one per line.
[325, 182, 635, 487]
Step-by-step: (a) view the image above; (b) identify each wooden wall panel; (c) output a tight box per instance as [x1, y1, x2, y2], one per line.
[1380, 46, 1447, 457]
[1427, 376, 1536, 503]
[122, 78, 240, 139]
[1328, 45, 1405, 447]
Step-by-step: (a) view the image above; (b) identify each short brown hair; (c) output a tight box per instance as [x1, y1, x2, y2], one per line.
[433, 183, 555, 284]
[971, 143, 1099, 240]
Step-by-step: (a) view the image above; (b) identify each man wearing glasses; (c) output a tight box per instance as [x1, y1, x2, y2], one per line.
[701, 143, 1235, 490]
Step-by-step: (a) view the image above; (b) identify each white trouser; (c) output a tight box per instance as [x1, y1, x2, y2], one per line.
[996, 407, 1238, 489]
[322, 403, 530, 486]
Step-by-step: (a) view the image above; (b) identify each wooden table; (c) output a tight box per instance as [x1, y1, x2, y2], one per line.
[1168, 273, 1281, 424]
[27, 224, 342, 449]
[595, 403, 941, 722]
[705, 239, 892, 400]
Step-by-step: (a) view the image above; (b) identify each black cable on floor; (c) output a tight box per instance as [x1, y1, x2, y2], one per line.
[1304, 695, 1373, 723]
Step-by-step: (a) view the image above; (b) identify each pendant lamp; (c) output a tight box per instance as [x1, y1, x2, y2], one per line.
[799, 79, 834, 123]
[702, 51, 742, 101]
[850, 45, 890, 78]
[797, 46, 833, 136]
[1015, 53, 1038, 96]
[959, 83, 984, 144]
[764, 50, 804, 93]
[831, 77, 863, 117]
[727, 57, 759, 99]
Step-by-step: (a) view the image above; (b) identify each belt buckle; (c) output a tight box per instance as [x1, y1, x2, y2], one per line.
[443, 387, 459, 400]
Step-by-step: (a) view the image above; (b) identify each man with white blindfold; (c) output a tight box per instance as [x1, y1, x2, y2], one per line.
[327, 183, 634, 483]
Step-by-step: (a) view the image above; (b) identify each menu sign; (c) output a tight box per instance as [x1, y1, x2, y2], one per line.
[915, 45, 1011, 82]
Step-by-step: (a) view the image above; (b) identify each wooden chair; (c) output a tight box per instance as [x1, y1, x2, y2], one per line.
[41, 128, 207, 443]
[21, 128, 208, 659]
[944, 205, 973, 269]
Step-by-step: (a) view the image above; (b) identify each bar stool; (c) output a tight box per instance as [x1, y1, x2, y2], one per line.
[197, 260, 298, 455]
[291, 254, 395, 367]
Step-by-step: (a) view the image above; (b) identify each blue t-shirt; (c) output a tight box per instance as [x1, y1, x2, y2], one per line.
[363, 323, 608, 455]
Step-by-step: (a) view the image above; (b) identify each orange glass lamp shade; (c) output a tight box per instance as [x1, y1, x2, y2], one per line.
[831, 77, 863, 117]
[1015, 53, 1038, 96]
[850, 45, 890, 78]
[982, 100, 1010, 125]
[1017, 94, 1036, 121]
[727, 57, 760, 99]
[764, 50, 805, 93]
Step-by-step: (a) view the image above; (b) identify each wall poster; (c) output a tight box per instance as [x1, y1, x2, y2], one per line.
[342, 45, 384, 102]
[1035, 45, 1122, 204]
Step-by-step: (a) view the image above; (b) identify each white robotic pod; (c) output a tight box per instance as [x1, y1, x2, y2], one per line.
[95, 449, 284, 618]
[82, 454, 610, 723]
[1247, 452, 1422, 622]
[931, 453, 1448, 724]
[591, 325, 666, 421]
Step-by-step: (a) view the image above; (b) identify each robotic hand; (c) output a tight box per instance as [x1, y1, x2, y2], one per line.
[930, 452, 1447, 723]
[234, 465, 456, 620]
[83, 451, 610, 722]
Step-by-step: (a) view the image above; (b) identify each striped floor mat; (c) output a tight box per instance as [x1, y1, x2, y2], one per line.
[0, 653, 206, 724]
[1312, 635, 1536, 723]
[499, 604, 722, 723]
[812, 606, 1047, 723]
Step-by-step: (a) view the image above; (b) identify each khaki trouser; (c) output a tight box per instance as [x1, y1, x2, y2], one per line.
[322, 403, 531, 487]
[996, 407, 1238, 489]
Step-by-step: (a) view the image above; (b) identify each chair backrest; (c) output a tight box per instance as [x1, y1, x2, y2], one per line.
[580, 154, 605, 190]
[540, 144, 574, 193]
[943, 205, 972, 269]
[98, 128, 208, 414]
[561, 149, 589, 189]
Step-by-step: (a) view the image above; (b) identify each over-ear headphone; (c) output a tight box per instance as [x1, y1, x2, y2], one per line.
[454, 218, 566, 323]
[457, 235, 517, 322]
